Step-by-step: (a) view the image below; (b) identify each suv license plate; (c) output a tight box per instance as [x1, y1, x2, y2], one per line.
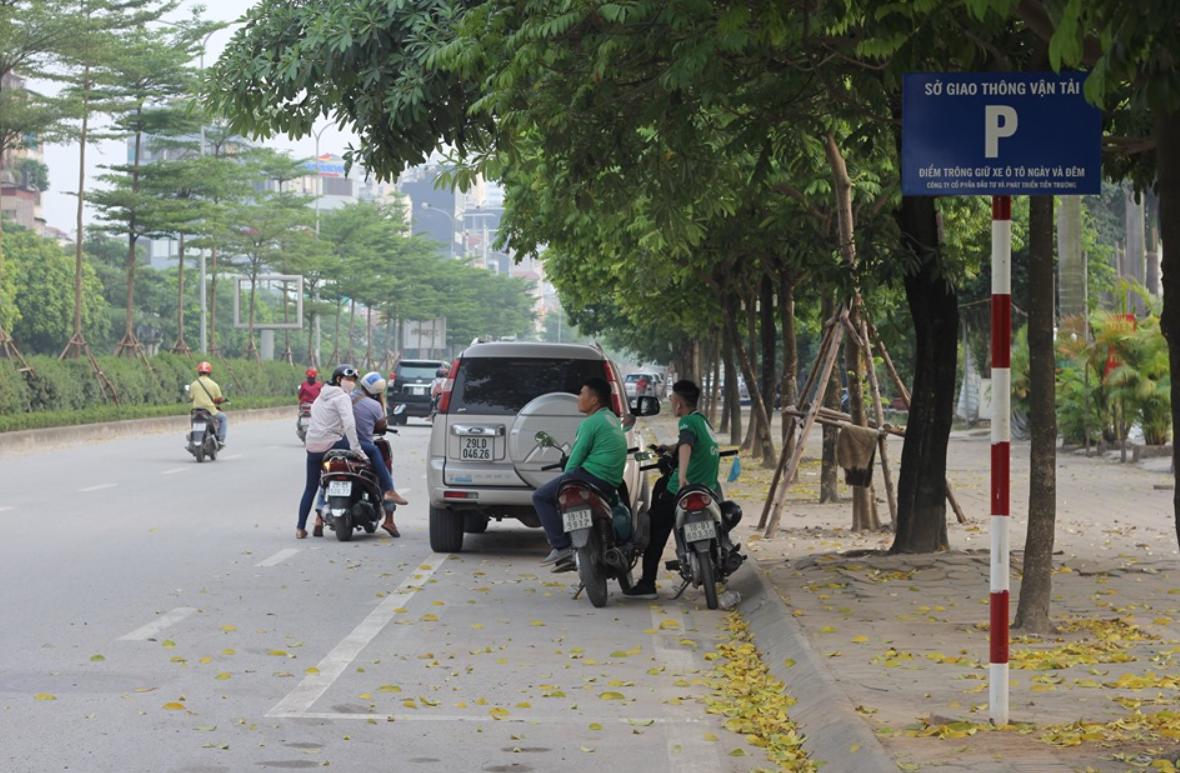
[327, 480, 351, 497]
[562, 508, 593, 532]
[461, 437, 492, 460]
[683, 520, 716, 543]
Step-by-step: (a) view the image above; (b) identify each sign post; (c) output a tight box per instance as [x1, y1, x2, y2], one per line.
[902, 71, 1101, 728]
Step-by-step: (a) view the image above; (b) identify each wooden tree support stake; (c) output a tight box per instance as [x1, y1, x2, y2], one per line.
[0, 325, 33, 373]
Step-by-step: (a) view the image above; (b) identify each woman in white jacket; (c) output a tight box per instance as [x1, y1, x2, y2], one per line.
[297, 365, 362, 539]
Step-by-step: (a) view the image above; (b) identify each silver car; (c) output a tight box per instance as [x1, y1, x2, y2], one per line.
[427, 341, 651, 553]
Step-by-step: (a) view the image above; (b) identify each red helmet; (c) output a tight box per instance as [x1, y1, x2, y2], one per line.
[305, 367, 318, 378]
[197, 361, 212, 375]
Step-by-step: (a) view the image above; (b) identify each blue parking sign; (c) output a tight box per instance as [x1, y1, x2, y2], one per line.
[902, 72, 1101, 196]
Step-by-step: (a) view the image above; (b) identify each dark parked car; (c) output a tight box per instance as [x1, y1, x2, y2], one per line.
[388, 359, 446, 424]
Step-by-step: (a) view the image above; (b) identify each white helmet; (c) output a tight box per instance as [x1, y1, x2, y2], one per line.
[359, 371, 386, 397]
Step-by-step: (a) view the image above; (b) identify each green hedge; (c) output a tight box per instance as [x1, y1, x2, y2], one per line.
[0, 354, 301, 428]
[0, 396, 292, 433]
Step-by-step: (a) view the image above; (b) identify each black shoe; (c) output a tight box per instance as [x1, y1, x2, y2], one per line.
[552, 556, 577, 573]
[623, 581, 658, 600]
[541, 547, 574, 565]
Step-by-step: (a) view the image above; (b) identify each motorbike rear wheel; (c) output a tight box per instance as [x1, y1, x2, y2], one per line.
[696, 551, 719, 610]
[577, 532, 608, 608]
[336, 507, 355, 542]
[194, 446, 204, 463]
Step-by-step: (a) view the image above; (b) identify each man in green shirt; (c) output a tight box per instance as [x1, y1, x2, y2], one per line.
[624, 379, 718, 599]
[533, 376, 627, 569]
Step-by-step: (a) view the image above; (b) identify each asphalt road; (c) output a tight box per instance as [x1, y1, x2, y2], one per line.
[0, 417, 756, 772]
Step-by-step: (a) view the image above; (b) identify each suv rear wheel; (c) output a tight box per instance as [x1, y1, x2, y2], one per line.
[429, 506, 465, 552]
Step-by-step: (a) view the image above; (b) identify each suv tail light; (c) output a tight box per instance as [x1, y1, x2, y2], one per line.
[602, 361, 625, 417]
[437, 357, 461, 414]
[680, 492, 712, 512]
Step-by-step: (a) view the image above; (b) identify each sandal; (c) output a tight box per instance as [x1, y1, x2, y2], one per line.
[313, 514, 324, 538]
[296, 528, 308, 539]
[384, 491, 409, 506]
[381, 523, 401, 538]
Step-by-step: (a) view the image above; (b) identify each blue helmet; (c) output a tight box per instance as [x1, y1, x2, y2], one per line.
[360, 371, 386, 397]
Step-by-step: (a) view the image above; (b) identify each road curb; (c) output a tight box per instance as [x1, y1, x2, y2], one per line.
[0, 406, 292, 458]
[731, 562, 897, 773]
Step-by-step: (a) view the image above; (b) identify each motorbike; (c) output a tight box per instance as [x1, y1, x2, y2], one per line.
[186, 408, 220, 463]
[319, 429, 398, 542]
[296, 402, 312, 441]
[535, 431, 649, 608]
[642, 446, 744, 610]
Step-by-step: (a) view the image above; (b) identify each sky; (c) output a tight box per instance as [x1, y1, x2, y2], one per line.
[38, 0, 361, 234]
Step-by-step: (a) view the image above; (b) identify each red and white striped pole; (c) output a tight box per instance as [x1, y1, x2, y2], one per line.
[989, 194, 1012, 727]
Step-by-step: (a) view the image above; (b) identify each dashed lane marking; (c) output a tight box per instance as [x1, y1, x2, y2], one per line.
[79, 483, 117, 493]
[118, 607, 198, 641]
[161, 467, 186, 475]
[255, 548, 300, 568]
[266, 552, 448, 718]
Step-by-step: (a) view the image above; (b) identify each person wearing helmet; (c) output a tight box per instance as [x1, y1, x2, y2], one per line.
[298, 367, 322, 405]
[429, 363, 450, 419]
[298, 365, 363, 539]
[188, 361, 228, 446]
[353, 371, 409, 536]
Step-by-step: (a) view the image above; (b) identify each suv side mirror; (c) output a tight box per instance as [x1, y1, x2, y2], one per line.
[629, 395, 660, 417]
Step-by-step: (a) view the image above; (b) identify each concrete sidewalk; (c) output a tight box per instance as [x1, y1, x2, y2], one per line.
[727, 426, 1180, 771]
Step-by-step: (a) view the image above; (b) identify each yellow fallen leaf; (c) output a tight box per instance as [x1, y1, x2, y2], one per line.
[420, 613, 439, 622]
[403, 699, 417, 709]
[728, 748, 746, 757]
[851, 635, 869, 644]
[599, 691, 625, 701]
[378, 684, 401, 693]
[34, 693, 56, 702]
[658, 619, 680, 630]
[530, 620, 545, 627]
[703, 732, 718, 742]
[515, 701, 531, 709]
[589, 722, 603, 731]
[489, 707, 510, 720]
[198, 656, 213, 665]
[162, 702, 186, 711]
[90, 654, 105, 663]
[610, 646, 642, 658]
[819, 625, 837, 634]
[471, 623, 484, 630]
[267, 650, 288, 657]
[220, 625, 237, 633]
[850, 743, 861, 752]
[358, 692, 373, 701]
[161, 640, 176, 649]
[221, 649, 236, 656]
[305, 667, 320, 675]
[432, 600, 446, 607]
[215, 672, 231, 681]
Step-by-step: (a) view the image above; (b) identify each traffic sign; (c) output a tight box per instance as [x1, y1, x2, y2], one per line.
[901, 72, 1101, 196]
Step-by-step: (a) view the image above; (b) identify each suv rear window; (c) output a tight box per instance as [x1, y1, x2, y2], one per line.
[397, 362, 441, 381]
[450, 357, 604, 415]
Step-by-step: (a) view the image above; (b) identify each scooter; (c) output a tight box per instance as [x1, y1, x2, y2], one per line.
[536, 432, 649, 608]
[186, 408, 220, 463]
[296, 403, 312, 441]
[642, 446, 744, 609]
[319, 430, 397, 542]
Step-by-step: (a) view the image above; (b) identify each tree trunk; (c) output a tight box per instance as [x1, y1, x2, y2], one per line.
[346, 298, 357, 361]
[890, 195, 956, 554]
[365, 306, 374, 369]
[723, 303, 742, 446]
[760, 274, 777, 468]
[729, 295, 776, 464]
[116, 119, 145, 356]
[244, 259, 260, 360]
[823, 133, 875, 530]
[1155, 112, 1180, 549]
[780, 266, 798, 446]
[1146, 189, 1162, 297]
[171, 233, 191, 353]
[742, 294, 760, 456]
[330, 300, 342, 364]
[1126, 187, 1147, 315]
[1057, 196, 1087, 322]
[208, 246, 219, 355]
[1014, 195, 1057, 633]
[820, 294, 840, 503]
[68, 69, 90, 350]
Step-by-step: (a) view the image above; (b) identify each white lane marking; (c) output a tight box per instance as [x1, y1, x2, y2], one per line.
[256, 548, 300, 568]
[266, 553, 448, 718]
[288, 712, 705, 724]
[220, 453, 243, 460]
[161, 467, 187, 475]
[0, 506, 12, 513]
[651, 606, 724, 771]
[79, 483, 117, 493]
[118, 607, 198, 641]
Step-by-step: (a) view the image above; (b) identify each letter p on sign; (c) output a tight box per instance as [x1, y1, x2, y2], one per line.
[985, 105, 1018, 158]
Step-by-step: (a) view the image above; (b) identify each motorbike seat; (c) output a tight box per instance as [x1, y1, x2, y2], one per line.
[559, 478, 619, 508]
[677, 483, 718, 501]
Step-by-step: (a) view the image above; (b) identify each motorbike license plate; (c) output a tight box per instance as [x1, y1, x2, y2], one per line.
[562, 508, 593, 532]
[327, 480, 351, 497]
[461, 437, 491, 460]
[683, 520, 716, 543]
[191, 423, 204, 433]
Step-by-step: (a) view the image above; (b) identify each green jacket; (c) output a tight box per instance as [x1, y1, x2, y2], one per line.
[565, 407, 627, 485]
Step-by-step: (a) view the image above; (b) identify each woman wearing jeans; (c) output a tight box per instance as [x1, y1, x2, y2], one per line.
[297, 365, 362, 539]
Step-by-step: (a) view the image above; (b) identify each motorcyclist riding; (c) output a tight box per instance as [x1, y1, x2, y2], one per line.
[298, 365, 362, 539]
[624, 379, 719, 600]
[298, 368, 322, 405]
[353, 371, 409, 537]
[188, 361, 228, 447]
[531, 377, 627, 571]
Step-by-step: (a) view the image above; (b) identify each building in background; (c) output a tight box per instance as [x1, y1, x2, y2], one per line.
[0, 73, 50, 235]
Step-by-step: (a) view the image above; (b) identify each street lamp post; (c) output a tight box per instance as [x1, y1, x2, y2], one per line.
[195, 26, 222, 354]
[419, 202, 457, 259]
[311, 124, 331, 367]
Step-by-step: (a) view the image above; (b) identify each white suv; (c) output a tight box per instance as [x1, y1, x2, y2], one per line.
[427, 341, 653, 552]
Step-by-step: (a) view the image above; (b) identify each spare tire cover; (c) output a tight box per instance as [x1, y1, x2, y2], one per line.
[510, 392, 583, 489]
